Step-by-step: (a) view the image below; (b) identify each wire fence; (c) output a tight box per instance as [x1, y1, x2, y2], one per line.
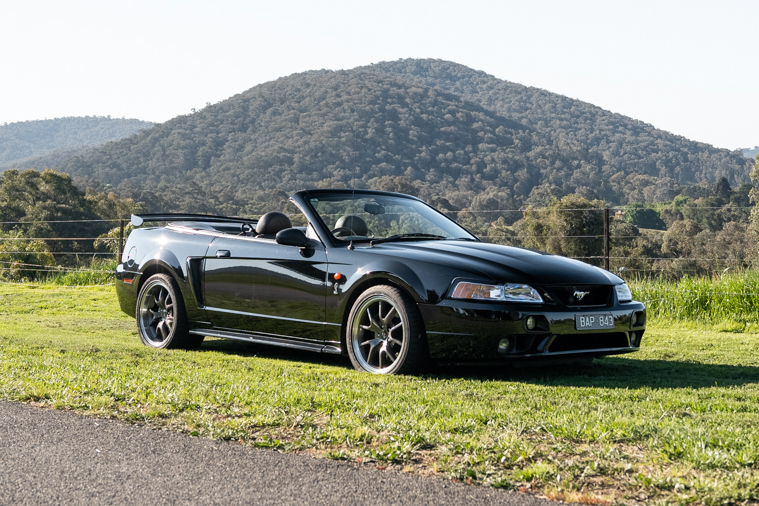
[435, 205, 755, 278]
[0, 217, 126, 285]
[0, 208, 755, 285]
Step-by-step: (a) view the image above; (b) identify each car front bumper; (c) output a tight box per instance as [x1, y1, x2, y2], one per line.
[419, 299, 646, 361]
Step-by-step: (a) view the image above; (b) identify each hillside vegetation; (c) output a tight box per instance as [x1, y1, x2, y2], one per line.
[0, 116, 153, 170]
[59, 71, 562, 215]
[365, 59, 752, 202]
[27, 60, 749, 216]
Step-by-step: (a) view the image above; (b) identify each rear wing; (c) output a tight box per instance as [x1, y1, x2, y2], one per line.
[130, 213, 256, 227]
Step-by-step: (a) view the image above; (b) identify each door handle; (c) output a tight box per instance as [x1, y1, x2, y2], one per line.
[215, 250, 231, 258]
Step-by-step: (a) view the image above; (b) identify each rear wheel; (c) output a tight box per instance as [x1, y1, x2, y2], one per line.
[346, 285, 426, 374]
[136, 274, 204, 350]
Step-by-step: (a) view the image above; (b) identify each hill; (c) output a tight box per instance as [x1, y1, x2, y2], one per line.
[0, 117, 153, 170]
[744, 146, 759, 159]
[31, 60, 752, 214]
[363, 59, 753, 196]
[58, 71, 559, 215]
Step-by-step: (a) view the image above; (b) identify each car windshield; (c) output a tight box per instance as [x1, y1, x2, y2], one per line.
[307, 193, 477, 242]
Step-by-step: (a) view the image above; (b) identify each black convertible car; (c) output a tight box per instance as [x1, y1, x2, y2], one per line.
[116, 189, 645, 374]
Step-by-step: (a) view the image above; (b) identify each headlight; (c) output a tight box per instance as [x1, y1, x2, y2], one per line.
[450, 282, 543, 303]
[615, 283, 633, 302]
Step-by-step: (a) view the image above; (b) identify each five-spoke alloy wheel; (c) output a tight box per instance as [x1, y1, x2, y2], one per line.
[346, 285, 425, 374]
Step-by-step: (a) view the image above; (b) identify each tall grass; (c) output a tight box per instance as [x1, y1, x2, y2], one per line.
[46, 267, 115, 286]
[42, 258, 117, 286]
[630, 270, 759, 324]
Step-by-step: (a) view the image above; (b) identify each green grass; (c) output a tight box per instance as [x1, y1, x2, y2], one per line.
[2, 284, 759, 504]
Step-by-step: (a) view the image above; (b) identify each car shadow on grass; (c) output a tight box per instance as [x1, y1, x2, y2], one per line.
[197, 339, 759, 389]
[427, 356, 759, 389]
[196, 337, 351, 369]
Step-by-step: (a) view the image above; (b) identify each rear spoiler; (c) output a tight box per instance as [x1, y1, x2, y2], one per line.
[130, 213, 255, 227]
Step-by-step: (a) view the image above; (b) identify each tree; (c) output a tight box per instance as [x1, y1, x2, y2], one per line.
[0, 229, 55, 281]
[623, 203, 665, 230]
[0, 169, 140, 267]
[661, 220, 702, 258]
[749, 156, 759, 239]
[514, 194, 606, 261]
[367, 175, 419, 196]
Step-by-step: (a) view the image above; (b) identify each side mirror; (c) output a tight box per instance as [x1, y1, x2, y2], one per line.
[275, 228, 309, 248]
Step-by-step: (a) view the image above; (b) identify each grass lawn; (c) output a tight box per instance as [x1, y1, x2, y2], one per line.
[1, 284, 759, 505]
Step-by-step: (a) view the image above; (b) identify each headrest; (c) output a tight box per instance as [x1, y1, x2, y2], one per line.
[334, 215, 368, 236]
[256, 212, 292, 236]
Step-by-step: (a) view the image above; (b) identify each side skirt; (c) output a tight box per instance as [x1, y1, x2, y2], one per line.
[188, 329, 342, 355]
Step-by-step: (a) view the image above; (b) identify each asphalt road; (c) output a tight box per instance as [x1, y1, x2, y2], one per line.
[0, 401, 557, 506]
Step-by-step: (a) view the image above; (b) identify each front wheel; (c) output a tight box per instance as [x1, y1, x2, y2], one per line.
[136, 273, 203, 350]
[346, 285, 426, 374]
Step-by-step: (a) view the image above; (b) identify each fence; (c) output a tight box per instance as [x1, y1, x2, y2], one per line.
[0, 205, 754, 283]
[0, 218, 128, 282]
[438, 204, 755, 278]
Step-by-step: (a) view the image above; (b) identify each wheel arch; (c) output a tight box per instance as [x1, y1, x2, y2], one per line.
[135, 249, 187, 303]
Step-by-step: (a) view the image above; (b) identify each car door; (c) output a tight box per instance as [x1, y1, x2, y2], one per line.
[202, 235, 330, 342]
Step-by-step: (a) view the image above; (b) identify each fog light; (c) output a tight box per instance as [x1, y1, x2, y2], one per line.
[630, 332, 639, 347]
[498, 338, 511, 354]
[526, 316, 536, 330]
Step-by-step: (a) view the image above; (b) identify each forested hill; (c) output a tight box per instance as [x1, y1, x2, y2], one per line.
[58, 71, 553, 215]
[363, 59, 752, 190]
[745, 147, 759, 159]
[0, 117, 153, 170]
[41, 60, 752, 215]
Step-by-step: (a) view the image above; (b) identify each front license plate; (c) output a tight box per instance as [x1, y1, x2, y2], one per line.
[575, 313, 615, 330]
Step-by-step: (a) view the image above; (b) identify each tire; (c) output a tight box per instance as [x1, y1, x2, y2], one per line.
[346, 285, 426, 374]
[136, 273, 204, 350]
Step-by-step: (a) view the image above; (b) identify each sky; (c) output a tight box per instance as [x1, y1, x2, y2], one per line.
[1, 0, 756, 150]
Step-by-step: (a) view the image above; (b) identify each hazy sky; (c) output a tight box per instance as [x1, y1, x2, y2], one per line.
[1, 0, 756, 149]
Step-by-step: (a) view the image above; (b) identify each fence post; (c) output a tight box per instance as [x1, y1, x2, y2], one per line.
[603, 208, 610, 271]
[118, 219, 125, 260]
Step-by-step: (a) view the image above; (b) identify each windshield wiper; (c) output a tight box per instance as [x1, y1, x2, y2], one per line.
[370, 234, 446, 246]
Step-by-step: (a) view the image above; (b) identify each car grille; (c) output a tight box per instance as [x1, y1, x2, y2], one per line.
[545, 285, 612, 307]
[548, 332, 629, 352]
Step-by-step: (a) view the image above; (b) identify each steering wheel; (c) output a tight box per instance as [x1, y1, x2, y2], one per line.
[240, 223, 255, 235]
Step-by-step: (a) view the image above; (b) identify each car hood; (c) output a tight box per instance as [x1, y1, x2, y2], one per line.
[368, 240, 623, 286]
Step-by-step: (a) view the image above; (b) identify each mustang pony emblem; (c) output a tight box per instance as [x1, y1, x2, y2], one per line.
[573, 290, 590, 300]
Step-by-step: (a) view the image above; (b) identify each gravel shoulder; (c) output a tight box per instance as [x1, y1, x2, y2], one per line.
[0, 401, 556, 506]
